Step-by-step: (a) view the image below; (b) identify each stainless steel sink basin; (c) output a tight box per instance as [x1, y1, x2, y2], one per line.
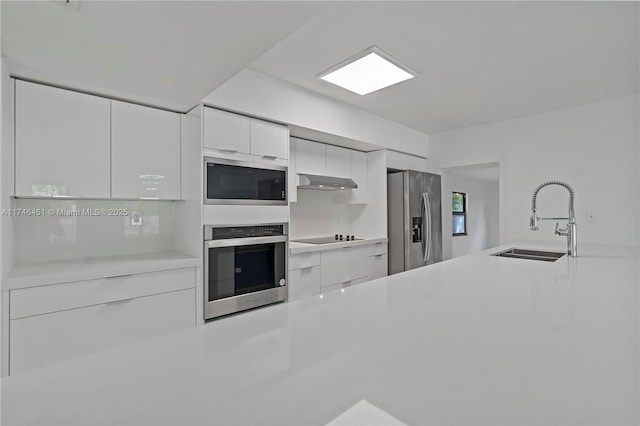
[492, 248, 566, 262]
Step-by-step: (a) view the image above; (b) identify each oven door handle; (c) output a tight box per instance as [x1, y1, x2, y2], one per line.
[206, 236, 287, 248]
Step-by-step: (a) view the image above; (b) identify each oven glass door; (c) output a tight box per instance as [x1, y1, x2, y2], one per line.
[206, 162, 286, 204]
[207, 241, 286, 302]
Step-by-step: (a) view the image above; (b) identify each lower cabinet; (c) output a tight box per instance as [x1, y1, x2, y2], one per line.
[288, 242, 388, 300]
[9, 268, 196, 374]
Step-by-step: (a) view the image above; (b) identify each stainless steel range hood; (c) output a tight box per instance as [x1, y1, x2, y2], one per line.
[297, 174, 357, 191]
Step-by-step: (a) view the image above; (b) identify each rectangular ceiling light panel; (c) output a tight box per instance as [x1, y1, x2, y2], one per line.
[318, 46, 416, 96]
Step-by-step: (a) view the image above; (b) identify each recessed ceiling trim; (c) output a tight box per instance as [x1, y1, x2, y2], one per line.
[317, 46, 418, 96]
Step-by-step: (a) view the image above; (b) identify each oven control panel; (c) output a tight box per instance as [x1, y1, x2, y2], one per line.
[207, 224, 286, 240]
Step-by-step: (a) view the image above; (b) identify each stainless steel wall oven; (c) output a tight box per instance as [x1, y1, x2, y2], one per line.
[204, 224, 287, 320]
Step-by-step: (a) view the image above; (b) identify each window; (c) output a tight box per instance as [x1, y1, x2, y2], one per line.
[452, 192, 467, 236]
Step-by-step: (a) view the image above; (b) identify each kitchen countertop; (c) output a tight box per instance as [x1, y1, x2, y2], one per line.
[2, 242, 638, 425]
[290, 236, 387, 254]
[2, 251, 201, 290]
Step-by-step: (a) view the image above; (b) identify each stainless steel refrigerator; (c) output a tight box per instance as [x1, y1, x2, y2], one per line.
[387, 170, 443, 274]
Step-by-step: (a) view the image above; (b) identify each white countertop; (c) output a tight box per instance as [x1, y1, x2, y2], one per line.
[2, 242, 638, 425]
[2, 251, 201, 290]
[290, 236, 387, 254]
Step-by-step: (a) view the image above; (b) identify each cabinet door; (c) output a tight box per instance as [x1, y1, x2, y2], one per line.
[10, 288, 195, 374]
[320, 245, 369, 287]
[250, 119, 288, 160]
[15, 81, 110, 198]
[325, 145, 351, 178]
[370, 253, 388, 280]
[294, 138, 326, 176]
[350, 150, 367, 203]
[288, 266, 321, 301]
[335, 150, 368, 204]
[203, 107, 250, 153]
[111, 101, 181, 199]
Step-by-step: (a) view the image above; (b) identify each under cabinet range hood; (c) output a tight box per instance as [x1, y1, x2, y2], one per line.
[297, 174, 357, 191]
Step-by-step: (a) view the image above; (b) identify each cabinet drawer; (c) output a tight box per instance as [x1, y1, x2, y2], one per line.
[320, 246, 369, 287]
[288, 266, 321, 301]
[322, 277, 369, 294]
[289, 252, 321, 270]
[369, 242, 387, 257]
[10, 288, 195, 374]
[10, 268, 195, 319]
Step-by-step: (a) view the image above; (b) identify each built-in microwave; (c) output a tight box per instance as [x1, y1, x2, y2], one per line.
[204, 157, 287, 205]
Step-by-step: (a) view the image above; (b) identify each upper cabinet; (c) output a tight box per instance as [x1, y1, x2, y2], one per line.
[14, 81, 183, 200]
[250, 119, 289, 160]
[111, 101, 181, 200]
[294, 138, 326, 175]
[203, 107, 250, 154]
[291, 137, 368, 204]
[15, 80, 111, 198]
[325, 145, 351, 178]
[203, 107, 288, 160]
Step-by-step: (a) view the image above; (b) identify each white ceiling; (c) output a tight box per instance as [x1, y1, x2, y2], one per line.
[1, 1, 326, 111]
[251, 1, 639, 134]
[2, 1, 638, 134]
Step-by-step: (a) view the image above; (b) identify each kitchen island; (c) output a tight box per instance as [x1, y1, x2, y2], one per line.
[2, 242, 638, 425]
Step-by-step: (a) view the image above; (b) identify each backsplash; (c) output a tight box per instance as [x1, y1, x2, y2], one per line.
[289, 190, 350, 239]
[13, 199, 175, 264]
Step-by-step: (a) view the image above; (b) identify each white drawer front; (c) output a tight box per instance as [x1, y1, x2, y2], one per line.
[289, 252, 321, 270]
[321, 277, 369, 294]
[320, 246, 369, 287]
[10, 288, 195, 374]
[288, 266, 321, 301]
[10, 268, 195, 319]
[369, 242, 387, 257]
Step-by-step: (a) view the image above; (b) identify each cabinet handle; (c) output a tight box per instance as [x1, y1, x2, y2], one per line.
[374, 254, 384, 258]
[106, 274, 133, 280]
[219, 149, 238, 154]
[261, 155, 277, 160]
[105, 298, 134, 305]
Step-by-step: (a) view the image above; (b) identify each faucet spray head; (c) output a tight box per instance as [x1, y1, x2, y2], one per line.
[530, 210, 539, 231]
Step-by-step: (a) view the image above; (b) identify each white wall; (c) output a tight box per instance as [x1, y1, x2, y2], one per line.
[442, 172, 499, 259]
[429, 95, 639, 248]
[203, 69, 429, 158]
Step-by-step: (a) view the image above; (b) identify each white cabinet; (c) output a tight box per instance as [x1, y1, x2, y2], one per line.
[288, 252, 321, 301]
[250, 119, 289, 160]
[8, 267, 196, 374]
[369, 242, 388, 280]
[288, 241, 388, 298]
[10, 289, 194, 374]
[325, 145, 351, 178]
[335, 150, 368, 204]
[294, 138, 326, 176]
[15, 80, 111, 198]
[320, 245, 370, 288]
[111, 101, 181, 199]
[203, 107, 288, 161]
[291, 138, 368, 204]
[203, 107, 250, 154]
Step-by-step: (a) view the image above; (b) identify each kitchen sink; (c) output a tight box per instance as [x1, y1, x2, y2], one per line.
[491, 248, 566, 262]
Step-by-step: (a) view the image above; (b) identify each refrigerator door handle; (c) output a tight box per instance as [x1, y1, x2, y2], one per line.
[422, 192, 432, 263]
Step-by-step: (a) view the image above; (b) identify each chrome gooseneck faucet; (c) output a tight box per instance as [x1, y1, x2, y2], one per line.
[529, 180, 577, 257]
